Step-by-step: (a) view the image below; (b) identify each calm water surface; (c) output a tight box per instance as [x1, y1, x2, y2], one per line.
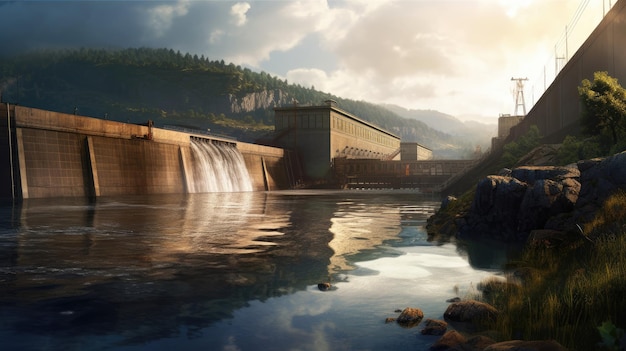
[0, 190, 500, 351]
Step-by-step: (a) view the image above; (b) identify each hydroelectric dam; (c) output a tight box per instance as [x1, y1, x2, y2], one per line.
[0, 103, 295, 200]
[1, 101, 474, 200]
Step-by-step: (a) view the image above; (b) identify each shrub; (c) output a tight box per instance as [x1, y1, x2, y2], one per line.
[499, 125, 542, 168]
[556, 135, 603, 165]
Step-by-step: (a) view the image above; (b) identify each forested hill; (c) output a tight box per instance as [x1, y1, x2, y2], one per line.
[0, 48, 474, 158]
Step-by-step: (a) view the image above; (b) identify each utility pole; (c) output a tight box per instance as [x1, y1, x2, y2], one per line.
[511, 77, 528, 116]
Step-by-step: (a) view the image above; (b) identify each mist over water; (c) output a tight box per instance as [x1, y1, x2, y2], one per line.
[189, 139, 253, 193]
[0, 191, 502, 350]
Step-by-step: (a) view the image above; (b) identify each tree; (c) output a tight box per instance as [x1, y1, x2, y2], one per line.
[499, 125, 542, 168]
[578, 71, 626, 145]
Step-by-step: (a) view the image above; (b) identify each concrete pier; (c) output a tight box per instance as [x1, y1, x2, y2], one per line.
[1, 104, 292, 199]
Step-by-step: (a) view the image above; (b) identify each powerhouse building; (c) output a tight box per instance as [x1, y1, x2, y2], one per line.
[273, 100, 401, 180]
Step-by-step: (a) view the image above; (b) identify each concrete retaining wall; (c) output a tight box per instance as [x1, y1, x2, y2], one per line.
[509, 0, 626, 142]
[238, 142, 291, 191]
[0, 103, 291, 199]
[88, 136, 186, 197]
[16, 128, 92, 198]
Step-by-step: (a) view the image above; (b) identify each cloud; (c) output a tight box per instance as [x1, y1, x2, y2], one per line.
[147, 0, 190, 37]
[230, 2, 251, 27]
[287, 0, 602, 117]
[0, 0, 609, 120]
[286, 68, 329, 90]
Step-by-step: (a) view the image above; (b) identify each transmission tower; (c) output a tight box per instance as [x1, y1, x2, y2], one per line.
[511, 77, 528, 116]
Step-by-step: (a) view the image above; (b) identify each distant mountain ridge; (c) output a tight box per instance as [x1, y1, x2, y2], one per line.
[0, 48, 488, 158]
[382, 104, 496, 151]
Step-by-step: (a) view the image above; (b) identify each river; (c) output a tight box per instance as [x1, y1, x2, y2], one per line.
[0, 190, 501, 351]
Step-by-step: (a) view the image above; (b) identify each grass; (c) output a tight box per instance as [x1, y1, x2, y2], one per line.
[477, 191, 626, 350]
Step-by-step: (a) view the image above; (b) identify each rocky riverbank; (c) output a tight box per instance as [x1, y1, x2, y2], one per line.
[385, 299, 567, 350]
[419, 150, 626, 350]
[429, 150, 626, 244]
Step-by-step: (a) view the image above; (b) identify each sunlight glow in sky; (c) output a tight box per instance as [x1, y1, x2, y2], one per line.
[0, 0, 614, 123]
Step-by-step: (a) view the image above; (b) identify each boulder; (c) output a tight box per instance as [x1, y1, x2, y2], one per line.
[484, 340, 567, 351]
[472, 176, 527, 217]
[420, 319, 448, 336]
[517, 178, 580, 233]
[430, 330, 466, 351]
[459, 176, 527, 241]
[465, 335, 497, 350]
[443, 299, 498, 325]
[549, 150, 626, 232]
[317, 282, 331, 291]
[577, 151, 626, 210]
[396, 307, 424, 328]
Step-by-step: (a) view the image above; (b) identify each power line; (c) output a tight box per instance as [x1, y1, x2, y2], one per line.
[511, 77, 528, 116]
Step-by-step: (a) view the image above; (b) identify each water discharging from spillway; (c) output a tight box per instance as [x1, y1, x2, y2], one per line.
[188, 139, 253, 193]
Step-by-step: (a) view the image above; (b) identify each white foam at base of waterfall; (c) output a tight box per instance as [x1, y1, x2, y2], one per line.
[189, 140, 254, 193]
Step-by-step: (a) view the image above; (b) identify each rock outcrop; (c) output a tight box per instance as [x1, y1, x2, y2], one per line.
[575, 151, 626, 222]
[228, 89, 290, 114]
[456, 151, 626, 242]
[458, 166, 580, 242]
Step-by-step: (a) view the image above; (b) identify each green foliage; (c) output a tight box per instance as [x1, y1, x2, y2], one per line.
[579, 71, 626, 145]
[598, 321, 625, 351]
[0, 47, 462, 153]
[499, 125, 542, 168]
[609, 137, 626, 155]
[556, 135, 603, 165]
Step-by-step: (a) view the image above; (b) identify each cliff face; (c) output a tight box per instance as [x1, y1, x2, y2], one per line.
[228, 89, 291, 114]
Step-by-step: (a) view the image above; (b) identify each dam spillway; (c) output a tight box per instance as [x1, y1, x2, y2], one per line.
[188, 138, 253, 193]
[0, 103, 293, 200]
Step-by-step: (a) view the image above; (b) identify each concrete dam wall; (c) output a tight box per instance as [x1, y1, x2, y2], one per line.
[508, 0, 626, 142]
[0, 104, 293, 199]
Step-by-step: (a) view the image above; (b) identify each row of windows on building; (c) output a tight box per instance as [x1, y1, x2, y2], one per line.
[331, 115, 398, 148]
[275, 112, 329, 130]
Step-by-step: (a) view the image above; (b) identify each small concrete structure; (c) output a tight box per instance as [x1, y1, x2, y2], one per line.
[492, 114, 524, 149]
[273, 100, 401, 181]
[497, 114, 524, 140]
[400, 142, 433, 161]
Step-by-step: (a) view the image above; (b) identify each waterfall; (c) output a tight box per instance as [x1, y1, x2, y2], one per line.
[189, 139, 253, 193]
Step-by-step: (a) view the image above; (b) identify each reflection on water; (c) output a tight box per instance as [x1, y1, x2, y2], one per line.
[0, 191, 502, 350]
[329, 201, 435, 271]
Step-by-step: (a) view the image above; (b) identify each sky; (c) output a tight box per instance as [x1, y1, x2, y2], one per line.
[0, 0, 614, 123]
